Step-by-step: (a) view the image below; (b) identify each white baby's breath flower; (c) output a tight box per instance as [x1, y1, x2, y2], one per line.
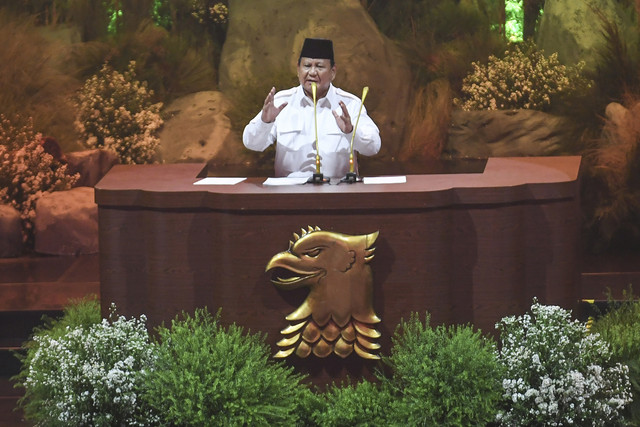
[457, 42, 591, 112]
[495, 299, 632, 426]
[74, 61, 163, 165]
[22, 305, 158, 424]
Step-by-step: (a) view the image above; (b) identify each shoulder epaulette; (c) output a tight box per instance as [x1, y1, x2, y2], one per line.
[274, 87, 297, 100]
[334, 87, 360, 102]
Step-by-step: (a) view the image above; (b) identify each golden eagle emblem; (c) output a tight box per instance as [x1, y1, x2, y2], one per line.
[266, 226, 381, 359]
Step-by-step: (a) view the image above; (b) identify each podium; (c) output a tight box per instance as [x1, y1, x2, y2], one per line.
[95, 156, 582, 383]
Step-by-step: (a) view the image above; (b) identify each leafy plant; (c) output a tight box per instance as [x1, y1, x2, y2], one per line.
[0, 115, 78, 247]
[28, 295, 102, 337]
[74, 60, 163, 164]
[144, 308, 311, 426]
[591, 290, 640, 425]
[15, 300, 158, 426]
[307, 380, 393, 427]
[457, 41, 592, 112]
[380, 312, 502, 426]
[496, 299, 632, 426]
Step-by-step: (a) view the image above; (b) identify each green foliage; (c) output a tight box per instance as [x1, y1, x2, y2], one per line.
[504, 0, 523, 42]
[380, 312, 502, 426]
[592, 290, 640, 425]
[21, 296, 102, 348]
[496, 299, 632, 425]
[15, 300, 158, 426]
[145, 308, 311, 426]
[307, 380, 393, 427]
[13, 296, 101, 401]
[12, 298, 640, 425]
[75, 61, 163, 164]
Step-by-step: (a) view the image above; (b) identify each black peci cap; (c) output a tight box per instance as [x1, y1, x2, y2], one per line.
[299, 38, 334, 62]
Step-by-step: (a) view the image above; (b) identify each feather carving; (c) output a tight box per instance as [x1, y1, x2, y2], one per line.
[266, 227, 381, 359]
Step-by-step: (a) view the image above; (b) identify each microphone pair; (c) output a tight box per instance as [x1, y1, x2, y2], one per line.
[307, 83, 369, 185]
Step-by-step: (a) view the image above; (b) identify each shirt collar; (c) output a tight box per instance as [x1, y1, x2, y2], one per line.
[297, 84, 336, 109]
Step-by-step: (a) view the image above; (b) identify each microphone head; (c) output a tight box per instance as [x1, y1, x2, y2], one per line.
[311, 82, 317, 101]
[362, 86, 369, 102]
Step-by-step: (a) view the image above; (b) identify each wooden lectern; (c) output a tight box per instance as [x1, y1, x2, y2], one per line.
[95, 156, 582, 384]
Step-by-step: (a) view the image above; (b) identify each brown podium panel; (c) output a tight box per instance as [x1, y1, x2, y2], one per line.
[95, 156, 582, 384]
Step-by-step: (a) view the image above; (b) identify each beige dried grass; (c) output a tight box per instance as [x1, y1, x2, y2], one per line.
[0, 10, 80, 151]
[399, 78, 452, 161]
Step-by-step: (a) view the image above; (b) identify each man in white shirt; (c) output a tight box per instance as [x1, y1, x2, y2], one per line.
[242, 38, 381, 179]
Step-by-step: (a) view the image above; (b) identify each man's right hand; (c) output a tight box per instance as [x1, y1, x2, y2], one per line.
[261, 87, 288, 123]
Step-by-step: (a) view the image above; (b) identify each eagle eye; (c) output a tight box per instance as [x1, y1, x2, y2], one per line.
[304, 248, 322, 258]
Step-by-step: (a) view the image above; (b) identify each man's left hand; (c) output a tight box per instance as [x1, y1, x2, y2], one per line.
[333, 101, 353, 134]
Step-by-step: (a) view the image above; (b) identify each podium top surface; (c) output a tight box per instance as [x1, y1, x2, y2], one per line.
[94, 156, 582, 211]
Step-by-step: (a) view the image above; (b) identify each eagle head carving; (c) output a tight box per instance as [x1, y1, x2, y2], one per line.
[266, 226, 381, 359]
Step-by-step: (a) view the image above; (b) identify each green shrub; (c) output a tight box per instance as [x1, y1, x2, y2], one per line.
[380, 312, 502, 426]
[29, 295, 102, 337]
[74, 60, 163, 164]
[496, 299, 632, 426]
[144, 308, 310, 426]
[591, 291, 640, 425]
[15, 300, 158, 426]
[307, 380, 393, 427]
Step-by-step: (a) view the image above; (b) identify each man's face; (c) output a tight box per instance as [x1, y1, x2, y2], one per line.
[297, 57, 336, 99]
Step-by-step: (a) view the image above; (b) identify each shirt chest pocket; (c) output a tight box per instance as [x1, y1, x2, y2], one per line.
[276, 117, 306, 151]
[320, 119, 348, 154]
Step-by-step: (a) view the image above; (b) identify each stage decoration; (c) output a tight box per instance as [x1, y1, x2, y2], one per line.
[266, 226, 381, 359]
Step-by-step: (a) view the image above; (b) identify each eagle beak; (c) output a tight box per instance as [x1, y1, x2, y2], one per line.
[265, 251, 322, 288]
[265, 251, 293, 272]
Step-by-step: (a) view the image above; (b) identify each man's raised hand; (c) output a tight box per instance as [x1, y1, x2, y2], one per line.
[261, 87, 288, 123]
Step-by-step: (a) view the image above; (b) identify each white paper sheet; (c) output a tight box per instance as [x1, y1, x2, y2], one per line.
[362, 176, 407, 185]
[262, 177, 309, 186]
[193, 177, 247, 185]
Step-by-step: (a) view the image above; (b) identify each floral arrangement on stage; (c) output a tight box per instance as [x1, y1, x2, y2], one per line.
[74, 61, 163, 165]
[15, 301, 157, 426]
[0, 115, 78, 245]
[590, 290, 640, 424]
[457, 42, 590, 112]
[13, 298, 637, 426]
[495, 299, 632, 426]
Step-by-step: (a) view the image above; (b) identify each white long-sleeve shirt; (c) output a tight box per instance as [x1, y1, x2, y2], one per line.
[243, 84, 381, 178]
